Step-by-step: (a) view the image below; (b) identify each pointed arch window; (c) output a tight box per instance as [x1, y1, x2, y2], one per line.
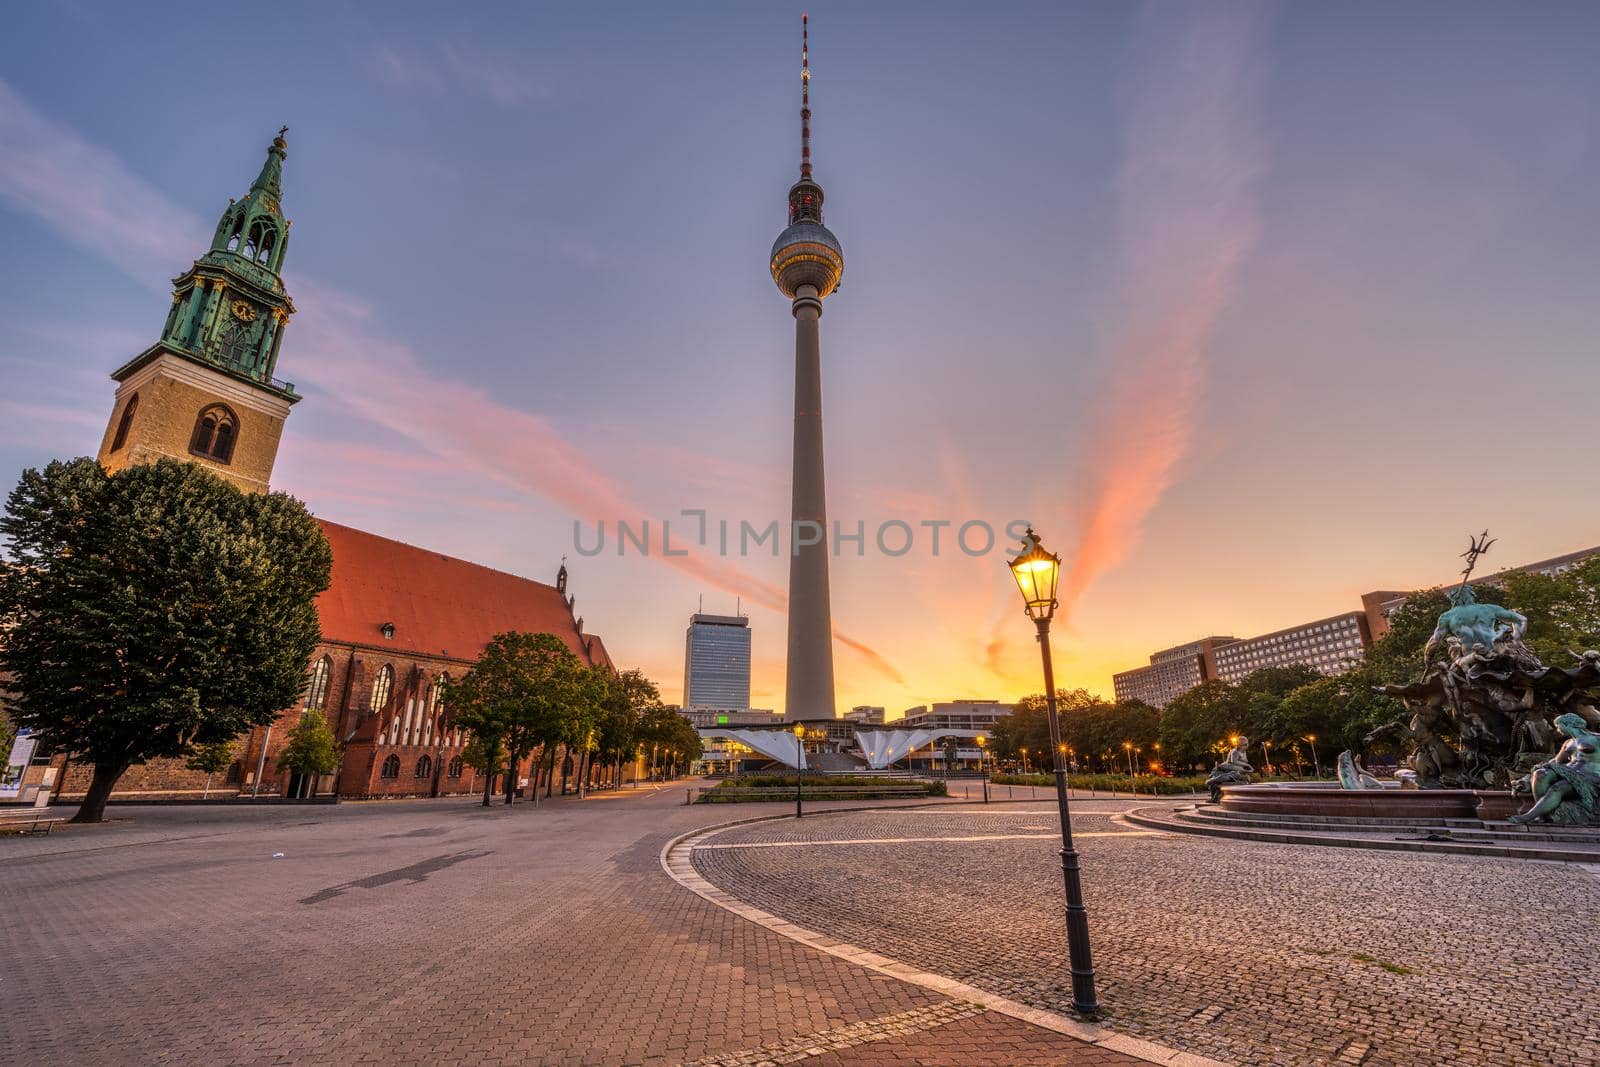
[110, 393, 138, 452]
[247, 219, 278, 264]
[381, 754, 400, 779]
[447, 757, 463, 779]
[189, 404, 238, 463]
[304, 655, 333, 711]
[369, 664, 395, 715]
[414, 755, 432, 779]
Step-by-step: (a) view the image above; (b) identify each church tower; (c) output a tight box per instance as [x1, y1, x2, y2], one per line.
[97, 129, 300, 493]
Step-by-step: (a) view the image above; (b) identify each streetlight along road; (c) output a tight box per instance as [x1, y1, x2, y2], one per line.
[1008, 527, 1099, 1016]
[792, 722, 805, 819]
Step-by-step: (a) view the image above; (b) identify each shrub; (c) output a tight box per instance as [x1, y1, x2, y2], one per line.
[991, 772, 1209, 796]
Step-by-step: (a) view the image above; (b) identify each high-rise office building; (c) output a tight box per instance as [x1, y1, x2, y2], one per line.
[1210, 613, 1370, 683]
[1112, 637, 1237, 708]
[683, 613, 752, 710]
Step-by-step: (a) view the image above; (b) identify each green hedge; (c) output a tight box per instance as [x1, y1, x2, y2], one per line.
[990, 772, 1209, 796]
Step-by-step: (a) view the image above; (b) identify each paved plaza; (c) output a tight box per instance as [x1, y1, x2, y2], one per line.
[689, 800, 1600, 1067]
[4, 788, 1592, 1066]
[2, 787, 1146, 1066]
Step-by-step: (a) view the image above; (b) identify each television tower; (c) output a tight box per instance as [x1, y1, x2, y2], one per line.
[771, 14, 844, 720]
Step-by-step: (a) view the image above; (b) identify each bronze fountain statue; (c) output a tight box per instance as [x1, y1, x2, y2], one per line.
[1370, 533, 1600, 825]
[1204, 737, 1253, 803]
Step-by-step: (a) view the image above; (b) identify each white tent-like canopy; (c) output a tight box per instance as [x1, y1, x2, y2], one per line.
[855, 729, 938, 770]
[704, 728, 808, 770]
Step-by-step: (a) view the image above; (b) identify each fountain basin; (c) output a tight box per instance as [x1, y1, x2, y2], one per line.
[1219, 785, 1524, 821]
[1220, 785, 1481, 819]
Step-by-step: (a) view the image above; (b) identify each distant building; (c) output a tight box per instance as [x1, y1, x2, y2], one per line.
[898, 701, 1011, 768]
[1112, 636, 1236, 708]
[844, 705, 885, 724]
[899, 701, 1011, 732]
[682, 613, 751, 710]
[679, 706, 779, 728]
[679, 705, 780, 771]
[1211, 612, 1370, 683]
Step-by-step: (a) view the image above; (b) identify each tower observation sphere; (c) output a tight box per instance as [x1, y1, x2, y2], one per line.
[771, 202, 844, 300]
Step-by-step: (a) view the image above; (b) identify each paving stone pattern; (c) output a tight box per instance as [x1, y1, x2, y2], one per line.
[0, 790, 1130, 1065]
[691, 802, 1600, 1067]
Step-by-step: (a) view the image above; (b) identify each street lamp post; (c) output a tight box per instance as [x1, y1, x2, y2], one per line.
[1306, 734, 1321, 779]
[1123, 741, 1136, 795]
[793, 722, 805, 819]
[1020, 746, 1029, 774]
[1008, 527, 1099, 1016]
[977, 736, 990, 803]
[1261, 739, 1273, 776]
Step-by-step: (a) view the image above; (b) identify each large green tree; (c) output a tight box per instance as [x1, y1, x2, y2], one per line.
[445, 632, 593, 807]
[1159, 680, 1245, 771]
[0, 458, 331, 823]
[591, 668, 661, 788]
[1499, 558, 1600, 666]
[638, 703, 702, 778]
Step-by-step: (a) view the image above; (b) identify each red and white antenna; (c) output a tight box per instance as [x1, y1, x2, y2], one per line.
[800, 13, 812, 181]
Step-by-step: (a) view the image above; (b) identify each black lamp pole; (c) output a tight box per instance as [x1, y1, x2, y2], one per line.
[1034, 616, 1099, 1015]
[794, 726, 804, 819]
[1010, 527, 1098, 1017]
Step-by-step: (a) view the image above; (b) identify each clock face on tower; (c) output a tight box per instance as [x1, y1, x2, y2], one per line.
[229, 299, 258, 323]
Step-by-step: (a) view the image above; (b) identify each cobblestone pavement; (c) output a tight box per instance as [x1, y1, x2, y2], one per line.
[0, 788, 1143, 1065]
[690, 800, 1600, 1067]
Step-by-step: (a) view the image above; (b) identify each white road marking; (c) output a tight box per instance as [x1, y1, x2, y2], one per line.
[692, 830, 1159, 850]
[865, 808, 1129, 816]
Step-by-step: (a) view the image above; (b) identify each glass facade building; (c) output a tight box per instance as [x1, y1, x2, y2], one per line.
[683, 613, 752, 710]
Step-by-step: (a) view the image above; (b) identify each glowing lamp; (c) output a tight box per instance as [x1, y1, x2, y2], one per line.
[1008, 527, 1061, 622]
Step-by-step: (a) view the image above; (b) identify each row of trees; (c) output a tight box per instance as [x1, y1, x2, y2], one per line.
[990, 556, 1600, 776]
[445, 632, 700, 807]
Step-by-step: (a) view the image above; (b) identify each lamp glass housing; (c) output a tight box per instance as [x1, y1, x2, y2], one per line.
[1008, 528, 1061, 622]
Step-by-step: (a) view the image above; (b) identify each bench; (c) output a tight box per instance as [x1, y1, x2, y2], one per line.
[0, 811, 67, 835]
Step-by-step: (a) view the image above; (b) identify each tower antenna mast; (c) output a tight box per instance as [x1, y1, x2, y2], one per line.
[801, 13, 812, 180]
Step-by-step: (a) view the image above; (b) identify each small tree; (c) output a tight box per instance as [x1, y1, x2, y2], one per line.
[276, 711, 341, 797]
[0, 458, 331, 823]
[460, 733, 506, 807]
[185, 738, 238, 800]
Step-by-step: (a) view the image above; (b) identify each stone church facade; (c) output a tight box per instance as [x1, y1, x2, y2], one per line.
[48, 131, 613, 802]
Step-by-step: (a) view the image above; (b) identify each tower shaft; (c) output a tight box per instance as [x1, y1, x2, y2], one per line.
[785, 285, 835, 719]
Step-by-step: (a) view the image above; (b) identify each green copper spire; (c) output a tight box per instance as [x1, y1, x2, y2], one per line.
[207, 127, 290, 275]
[121, 129, 299, 402]
[250, 125, 287, 199]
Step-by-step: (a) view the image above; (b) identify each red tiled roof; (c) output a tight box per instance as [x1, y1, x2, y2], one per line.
[314, 520, 611, 669]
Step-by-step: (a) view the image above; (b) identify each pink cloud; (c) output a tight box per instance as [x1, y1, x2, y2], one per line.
[1055, 6, 1267, 624]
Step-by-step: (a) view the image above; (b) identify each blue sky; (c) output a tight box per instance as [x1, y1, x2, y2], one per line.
[2, 2, 1597, 713]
